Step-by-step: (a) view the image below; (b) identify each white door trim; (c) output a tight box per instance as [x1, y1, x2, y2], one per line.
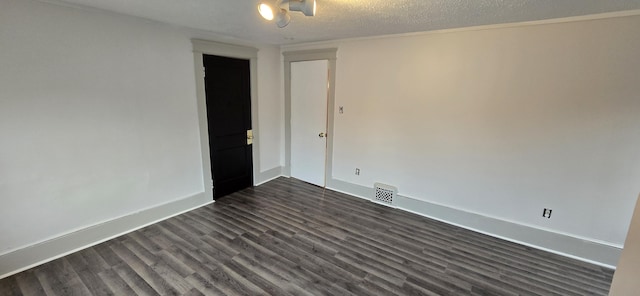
[192, 39, 260, 197]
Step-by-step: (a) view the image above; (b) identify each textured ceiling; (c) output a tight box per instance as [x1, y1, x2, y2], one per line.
[47, 0, 640, 45]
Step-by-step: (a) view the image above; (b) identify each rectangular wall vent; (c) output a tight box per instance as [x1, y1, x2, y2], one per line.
[373, 183, 397, 207]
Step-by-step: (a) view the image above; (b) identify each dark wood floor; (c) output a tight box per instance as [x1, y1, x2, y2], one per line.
[0, 177, 614, 295]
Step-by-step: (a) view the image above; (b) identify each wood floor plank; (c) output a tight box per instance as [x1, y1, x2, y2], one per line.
[156, 250, 196, 278]
[0, 177, 615, 295]
[193, 264, 263, 296]
[32, 259, 91, 296]
[183, 287, 206, 296]
[13, 271, 45, 296]
[172, 215, 212, 237]
[127, 231, 164, 254]
[78, 247, 112, 274]
[450, 240, 612, 291]
[93, 241, 126, 267]
[109, 242, 179, 295]
[253, 231, 371, 295]
[225, 202, 297, 237]
[154, 223, 201, 252]
[360, 273, 408, 296]
[66, 254, 114, 296]
[111, 262, 160, 296]
[122, 239, 157, 266]
[97, 268, 134, 295]
[149, 260, 194, 295]
[268, 230, 365, 278]
[231, 253, 314, 296]
[0, 275, 23, 296]
[183, 272, 226, 296]
[221, 257, 291, 296]
[140, 224, 188, 252]
[188, 210, 245, 240]
[446, 263, 540, 296]
[201, 231, 242, 258]
[230, 234, 343, 296]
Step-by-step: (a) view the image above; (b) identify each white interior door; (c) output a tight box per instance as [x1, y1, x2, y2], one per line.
[291, 60, 329, 187]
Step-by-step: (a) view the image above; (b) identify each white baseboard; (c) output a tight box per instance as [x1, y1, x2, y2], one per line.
[3, 176, 618, 280]
[0, 192, 212, 279]
[328, 178, 621, 268]
[256, 166, 284, 186]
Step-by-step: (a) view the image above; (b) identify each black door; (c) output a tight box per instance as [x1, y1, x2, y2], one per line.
[203, 54, 253, 199]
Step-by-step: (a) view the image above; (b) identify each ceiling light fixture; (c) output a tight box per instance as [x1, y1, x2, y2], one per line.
[289, 0, 316, 16]
[275, 8, 291, 28]
[258, 3, 274, 20]
[258, 0, 316, 28]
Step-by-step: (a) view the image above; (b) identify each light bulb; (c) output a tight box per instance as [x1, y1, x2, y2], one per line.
[258, 3, 274, 20]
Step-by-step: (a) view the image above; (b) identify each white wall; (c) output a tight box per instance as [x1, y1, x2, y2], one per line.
[285, 15, 640, 247]
[610, 194, 640, 294]
[257, 46, 283, 172]
[0, 0, 283, 257]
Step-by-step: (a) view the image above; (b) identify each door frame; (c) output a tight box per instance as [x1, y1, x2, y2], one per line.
[283, 49, 338, 186]
[192, 39, 260, 199]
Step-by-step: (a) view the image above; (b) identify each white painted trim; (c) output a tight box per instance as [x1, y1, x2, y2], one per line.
[327, 178, 372, 200]
[282, 10, 640, 50]
[328, 178, 621, 268]
[0, 192, 212, 279]
[256, 166, 284, 186]
[399, 192, 623, 250]
[192, 53, 214, 200]
[191, 39, 262, 189]
[192, 39, 258, 58]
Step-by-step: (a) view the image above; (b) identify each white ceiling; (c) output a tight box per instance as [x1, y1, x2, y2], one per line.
[48, 0, 640, 45]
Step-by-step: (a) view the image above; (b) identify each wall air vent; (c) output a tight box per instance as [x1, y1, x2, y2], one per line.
[373, 183, 397, 207]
